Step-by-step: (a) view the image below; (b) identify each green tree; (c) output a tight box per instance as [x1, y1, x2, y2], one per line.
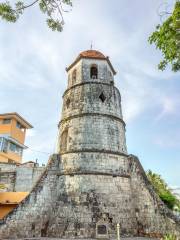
[0, 0, 72, 31]
[148, 1, 180, 72]
[0, 183, 6, 189]
[159, 192, 177, 209]
[163, 234, 177, 240]
[147, 170, 180, 211]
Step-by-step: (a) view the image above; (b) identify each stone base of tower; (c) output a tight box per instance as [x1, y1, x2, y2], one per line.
[0, 154, 179, 239]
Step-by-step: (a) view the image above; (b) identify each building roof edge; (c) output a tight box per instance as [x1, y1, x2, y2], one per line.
[0, 112, 33, 129]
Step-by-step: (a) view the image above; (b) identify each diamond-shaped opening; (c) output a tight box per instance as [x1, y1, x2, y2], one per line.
[99, 92, 106, 102]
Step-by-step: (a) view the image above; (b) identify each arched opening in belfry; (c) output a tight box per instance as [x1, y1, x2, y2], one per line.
[109, 71, 112, 79]
[60, 129, 68, 152]
[90, 65, 98, 79]
[66, 98, 70, 109]
[72, 69, 77, 84]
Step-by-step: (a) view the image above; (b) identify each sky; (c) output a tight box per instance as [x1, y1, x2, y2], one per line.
[0, 0, 180, 189]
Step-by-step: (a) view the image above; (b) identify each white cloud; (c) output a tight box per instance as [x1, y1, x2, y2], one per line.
[155, 96, 180, 121]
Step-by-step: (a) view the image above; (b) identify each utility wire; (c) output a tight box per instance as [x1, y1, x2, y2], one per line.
[26, 148, 52, 155]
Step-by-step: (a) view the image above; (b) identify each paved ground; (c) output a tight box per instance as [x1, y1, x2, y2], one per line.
[2, 238, 159, 240]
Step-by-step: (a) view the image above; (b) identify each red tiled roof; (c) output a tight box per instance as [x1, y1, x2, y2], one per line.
[66, 50, 116, 75]
[78, 50, 106, 59]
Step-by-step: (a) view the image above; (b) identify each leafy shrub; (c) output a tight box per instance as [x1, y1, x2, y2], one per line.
[159, 192, 177, 210]
[147, 170, 180, 211]
[163, 234, 177, 240]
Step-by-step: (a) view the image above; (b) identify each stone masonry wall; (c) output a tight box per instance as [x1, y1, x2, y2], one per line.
[15, 166, 45, 192]
[0, 163, 44, 192]
[60, 152, 129, 175]
[0, 154, 59, 238]
[0, 171, 16, 191]
[0, 154, 179, 238]
[129, 155, 180, 237]
[0, 154, 136, 238]
[62, 83, 122, 120]
[60, 116, 127, 154]
[0, 163, 17, 171]
[0, 163, 17, 191]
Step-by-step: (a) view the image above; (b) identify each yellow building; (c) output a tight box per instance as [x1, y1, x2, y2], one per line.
[0, 192, 29, 219]
[0, 113, 33, 164]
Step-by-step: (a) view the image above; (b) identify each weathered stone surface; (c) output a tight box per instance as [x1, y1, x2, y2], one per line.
[0, 154, 179, 238]
[15, 166, 45, 192]
[0, 163, 45, 192]
[0, 51, 179, 238]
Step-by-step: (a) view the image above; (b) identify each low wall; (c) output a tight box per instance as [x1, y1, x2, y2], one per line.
[15, 166, 45, 192]
[0, 162, 45, 192]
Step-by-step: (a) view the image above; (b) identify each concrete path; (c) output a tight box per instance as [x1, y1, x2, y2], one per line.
[2, 238, 159, 240]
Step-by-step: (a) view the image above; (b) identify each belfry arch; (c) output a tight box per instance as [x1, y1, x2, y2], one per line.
[90, 64, 98, 79]
[60, 128, 68, 152]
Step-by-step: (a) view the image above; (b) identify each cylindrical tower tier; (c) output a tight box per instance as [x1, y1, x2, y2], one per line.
[57, 51, 128, 176]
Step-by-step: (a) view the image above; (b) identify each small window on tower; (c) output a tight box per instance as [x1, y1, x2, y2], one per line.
[66, 98, 70, 108]
[72, 69, 77, 83]
[110, 81, 114, 85]
[60, 129, 68, 152]
[109, 71, 114, 84]
[99, 92, 106, 102]
[90, 65, 98, 79]
[68, 75, 71, 86]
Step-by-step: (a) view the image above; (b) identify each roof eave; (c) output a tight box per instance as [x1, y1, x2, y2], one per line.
[7, 136, 28, 149]
[106, 57, 116, 75]
[0, 112, 33, 129]
[66, 56, 81, 72]
[66, 56, 116, 75]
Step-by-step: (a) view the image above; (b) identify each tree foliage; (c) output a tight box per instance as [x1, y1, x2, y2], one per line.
[148, 1, 180, 72]
[0, 183, 6, 189]
[163, 234, 177, 240]
[147, 170, 180, 211]
[0, 0, 72, 31]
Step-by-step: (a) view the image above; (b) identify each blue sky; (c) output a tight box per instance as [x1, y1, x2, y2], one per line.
[0, 0, 179, 188]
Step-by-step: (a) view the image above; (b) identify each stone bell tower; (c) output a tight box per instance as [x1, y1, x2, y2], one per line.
[58, 50, 127, 171]
[0, 50, 179, 239]
[56, 50, 137, 236]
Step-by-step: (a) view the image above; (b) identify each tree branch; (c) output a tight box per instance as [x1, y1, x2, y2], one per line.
[52, 0, 64, 22]
[42, 0, 54, 20]
[17, 0, 39, 11]
[157, 1, 172, 23]
[59, 0, 70, 13]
